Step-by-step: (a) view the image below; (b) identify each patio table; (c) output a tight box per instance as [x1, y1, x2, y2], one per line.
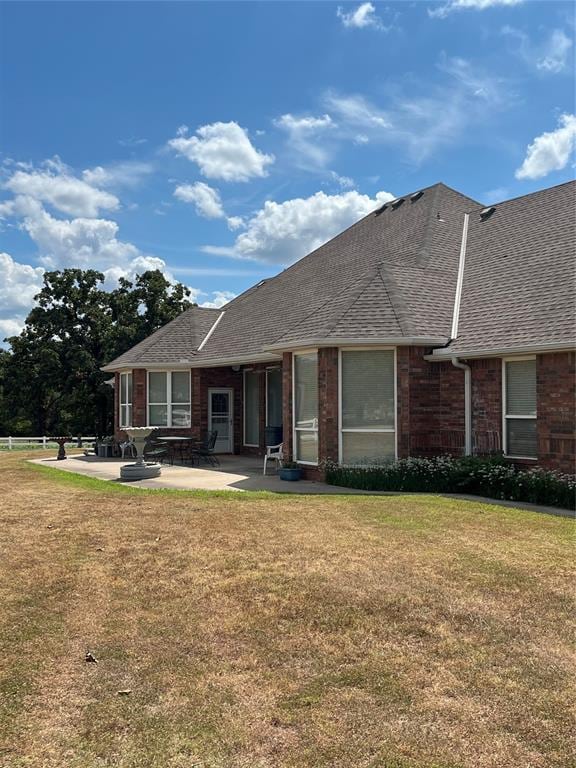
[157, 436, 199, 465]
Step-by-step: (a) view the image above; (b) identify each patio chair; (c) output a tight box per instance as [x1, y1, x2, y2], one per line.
[191, 430, 219, 467]
[144, 439, 168, 464]
[263, 442, 283, 475]
[119, 438, 136, 459]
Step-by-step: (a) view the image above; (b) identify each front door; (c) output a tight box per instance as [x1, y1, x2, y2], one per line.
[208, 388, 234, 453]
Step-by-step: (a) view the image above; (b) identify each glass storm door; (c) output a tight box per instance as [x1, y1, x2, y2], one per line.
[208, 388, 234, 453]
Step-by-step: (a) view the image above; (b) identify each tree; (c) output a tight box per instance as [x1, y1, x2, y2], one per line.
[1, 269, 193, 437]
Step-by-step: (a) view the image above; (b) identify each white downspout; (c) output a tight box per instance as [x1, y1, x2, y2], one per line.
[451, 357, 472, 456]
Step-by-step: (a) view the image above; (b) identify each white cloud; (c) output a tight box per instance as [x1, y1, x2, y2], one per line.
[515, 113, 576, 180]
[200, 290, 236, 309]
[174, 182, 225, 219]
[168, 121, 274, 182]
[4, 163, 119, 217]
[82, 161, 153, 189]
[329, 171, 356, 189]
[536, 30, 573, 73]
[0, 252, 45, 340]
[337, 3, 385, 30]
[226, 216, 244, 231]
[274, 113, 336, 168]
[430, 0, 523, 19]
[203, 188, 395, 265]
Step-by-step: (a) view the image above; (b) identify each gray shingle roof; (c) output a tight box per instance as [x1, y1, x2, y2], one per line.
[104, 179, 575, 371]
[436, 180, 576, 356]
[106, 306, 221, 367]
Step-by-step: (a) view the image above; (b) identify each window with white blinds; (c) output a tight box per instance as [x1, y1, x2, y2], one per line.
[244, 370, 260, 446]
[119, 372, 132, 428]
[504, 358, 537, 457]
[147, 371, 191, 427]
[293, 352, 318, 463]
[340, 349, 396, 464]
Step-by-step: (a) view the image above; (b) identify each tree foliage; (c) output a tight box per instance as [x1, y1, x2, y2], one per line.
[0, 269, 193, 436]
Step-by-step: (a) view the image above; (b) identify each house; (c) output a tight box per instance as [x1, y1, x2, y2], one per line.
[102, 181, 576, 475]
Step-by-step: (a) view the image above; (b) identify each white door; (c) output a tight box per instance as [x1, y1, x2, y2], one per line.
[208, 388, 234, 453]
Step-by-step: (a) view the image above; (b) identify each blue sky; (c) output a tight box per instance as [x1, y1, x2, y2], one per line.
[0, 0, 574, 342]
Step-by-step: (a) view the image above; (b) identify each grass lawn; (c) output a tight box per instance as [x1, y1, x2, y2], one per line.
[1, 451, 574, 768]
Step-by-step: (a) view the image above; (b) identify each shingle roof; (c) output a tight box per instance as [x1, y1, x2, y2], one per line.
[106, 306, 221, 367]
[436, 180, 576, 356]
[103, 179, 575, 371]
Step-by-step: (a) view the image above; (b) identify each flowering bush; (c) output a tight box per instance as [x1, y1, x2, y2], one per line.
[324, 455, 575, 510]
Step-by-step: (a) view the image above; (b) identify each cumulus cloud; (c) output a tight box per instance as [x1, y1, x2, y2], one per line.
[168, 121, 274, 182]
[3, 163, 119, 218]
[430, 0, 523, 18]
[0, 252, 45, 340]
[82, 161, 153, 189]
[536, 30, 573, 74]
[515, 113, 576, 180]
[200, 290, 236, 309]
[337, 3, 386, 30]
[174, 182, 225, 219]
[202, 188, 395, 265]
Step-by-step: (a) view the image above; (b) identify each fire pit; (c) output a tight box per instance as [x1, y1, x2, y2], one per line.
[50, 436, 73, 460]
[120, 427, 161, 481]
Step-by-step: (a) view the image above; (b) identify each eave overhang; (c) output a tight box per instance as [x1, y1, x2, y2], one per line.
[426, 340, 576, 361]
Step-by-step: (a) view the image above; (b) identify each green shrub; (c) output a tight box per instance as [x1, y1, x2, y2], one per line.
[324, 455, 575, 510]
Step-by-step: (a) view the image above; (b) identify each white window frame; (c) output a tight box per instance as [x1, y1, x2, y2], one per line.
[338, 346, 398, 466]
[147, 370, 191, 428]
[265, 366, 282, 427]
[243, 368, 260, 447]
[292, 350, 319, 466]
[502, 355, 537, 460]
[119, 371, 133, 428]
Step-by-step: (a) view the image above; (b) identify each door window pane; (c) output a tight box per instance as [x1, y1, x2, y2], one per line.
[342, 350, 394, 429]
[149, 372, 167, 403]
[244, 370, 259, 445]
[342, 432, 395, 465]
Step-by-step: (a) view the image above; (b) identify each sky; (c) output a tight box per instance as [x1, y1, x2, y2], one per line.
[0, 0, 574, 344]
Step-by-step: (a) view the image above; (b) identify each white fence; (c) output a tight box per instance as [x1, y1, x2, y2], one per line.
[0, 436, 96, 450]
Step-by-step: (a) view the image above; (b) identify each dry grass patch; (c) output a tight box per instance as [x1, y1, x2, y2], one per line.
[0, 450, 574, 768]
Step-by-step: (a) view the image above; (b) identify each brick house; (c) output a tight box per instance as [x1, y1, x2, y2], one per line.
[102, 181, 575, 475]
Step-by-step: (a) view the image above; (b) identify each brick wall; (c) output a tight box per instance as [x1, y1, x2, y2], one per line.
[282, 352, 293, 461]
[537, 351, 575, 474]
[318, 347, 339, 464]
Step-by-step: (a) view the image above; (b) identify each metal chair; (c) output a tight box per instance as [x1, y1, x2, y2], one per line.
[192, 430, 219, 466]
[263, 442, 283, 475]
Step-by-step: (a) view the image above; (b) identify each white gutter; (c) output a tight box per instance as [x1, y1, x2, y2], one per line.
[451, 213, 469, 340]
[198, 311, 224, 351]
[264, 336, 449, 352]
[426, 340, 576, 361]
[101, 351, 282, 373]
[451, 357, 472, 456]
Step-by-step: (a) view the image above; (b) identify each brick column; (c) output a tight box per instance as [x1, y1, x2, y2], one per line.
[537, 351, 575, 473]
[132, 369, 147, 427]
[282, 352, 293, 460]
[113, 372, 120, 436]
[318, 347, 339, 464]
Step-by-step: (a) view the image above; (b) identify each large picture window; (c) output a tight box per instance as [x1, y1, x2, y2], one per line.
[244, 369, 260, 446]
[119, 372, 132, 428]
[504, 358, 537, 458]
[148, 371, 191, 427]
[293, 352, 318, 464]
[340, 349, 396, 464]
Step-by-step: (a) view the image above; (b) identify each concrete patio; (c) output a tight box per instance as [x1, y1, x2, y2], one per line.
[29, 453, 369, 494]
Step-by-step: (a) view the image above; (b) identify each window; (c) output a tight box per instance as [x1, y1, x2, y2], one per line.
[340, 349, 396, 465]
[504, 358, 537, 458]
[147, 371, 191, 427]
[293, 352, 318, 464]
[244, 369, 260, 446]
[266, 368, 282, 427]
[119, 372, 132, 428]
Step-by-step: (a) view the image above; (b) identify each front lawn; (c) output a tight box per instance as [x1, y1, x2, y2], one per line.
[1, 451, 574, 768]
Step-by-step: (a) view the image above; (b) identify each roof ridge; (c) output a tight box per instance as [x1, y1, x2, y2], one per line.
[482, 178, 576, 209]
[377, 262, 415, 336]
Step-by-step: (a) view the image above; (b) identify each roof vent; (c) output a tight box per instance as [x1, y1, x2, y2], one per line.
[375, 203, 388, 215]
[480, 206, 496, 220]
[390, 197, 404, 209]
[410, 191, 424, 202]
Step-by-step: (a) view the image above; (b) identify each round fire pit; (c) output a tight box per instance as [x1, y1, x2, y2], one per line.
[120, 427, 161, 481]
